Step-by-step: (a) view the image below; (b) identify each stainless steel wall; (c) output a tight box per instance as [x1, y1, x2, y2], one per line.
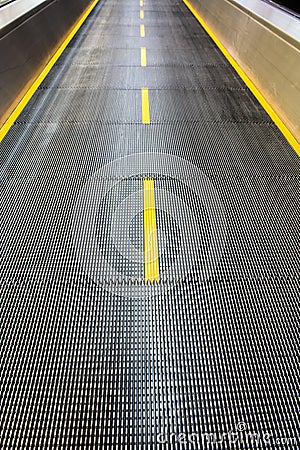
[187, 0, 300, 144]
[0, 0, 91, 129]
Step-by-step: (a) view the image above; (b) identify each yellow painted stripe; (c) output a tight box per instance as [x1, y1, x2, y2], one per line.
[140, 0, 143, 6]
[140, 9, 144, 19]
[140, 24, 145, 37]
[141, 88, 150, 124]
[0, 0, 100, 143]
[143, 178, 159, 283]
[183, 0, 300, 156]
[141, 47, 147, 67]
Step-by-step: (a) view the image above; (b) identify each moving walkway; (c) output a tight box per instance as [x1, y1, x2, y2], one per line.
[0, 0, 299, 447]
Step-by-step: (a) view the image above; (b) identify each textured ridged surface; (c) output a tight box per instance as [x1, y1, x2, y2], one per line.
[0, 0, 299, 448]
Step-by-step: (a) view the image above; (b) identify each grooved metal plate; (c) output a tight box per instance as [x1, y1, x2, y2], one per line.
[149, 89, 272, 123]
[40, 65, 243, 90]
[69, 34, 215, 50]
[3, 122, 297, 177]
[57, 47, 226, 68]
[0, 0, 299, 447]
[17, 89, 142, 124]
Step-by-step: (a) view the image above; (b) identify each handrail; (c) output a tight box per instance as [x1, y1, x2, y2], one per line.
[0, 0, 49, 31]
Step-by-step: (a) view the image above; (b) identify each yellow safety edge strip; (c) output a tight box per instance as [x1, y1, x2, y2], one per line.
[141, 88, 150, 123]
[0, 0, 100, 143]
[143, 178, 159, 283]
[183, 0, 300, 156]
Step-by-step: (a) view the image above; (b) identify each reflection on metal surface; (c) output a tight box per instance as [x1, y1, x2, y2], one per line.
[229, 0, 300, 43]
[72, 154, 228, 298]
[0, 0, 100, 140]
[264, 0, 300, 16]
[0, 0, 14, 8]
[0, 0, 48, 30]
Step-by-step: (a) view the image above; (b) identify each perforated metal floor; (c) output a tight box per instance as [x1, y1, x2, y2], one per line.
[0, 0, 299, 448]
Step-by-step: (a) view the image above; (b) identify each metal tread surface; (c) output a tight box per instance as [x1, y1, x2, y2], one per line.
[0, 0, 299, 448]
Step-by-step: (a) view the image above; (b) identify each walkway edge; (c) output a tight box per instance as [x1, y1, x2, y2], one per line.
[0, 0, 100, 143]
[183, 0, 300, 156]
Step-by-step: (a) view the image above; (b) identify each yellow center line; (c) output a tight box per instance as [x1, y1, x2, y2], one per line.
[140, 9, 144, 19]
[140, 47, 147, 67]
[141, 88, 150, 124]
[140, 0, 143, 6]
[143, 178, 159, 283]
[140, 24, 145, 37]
